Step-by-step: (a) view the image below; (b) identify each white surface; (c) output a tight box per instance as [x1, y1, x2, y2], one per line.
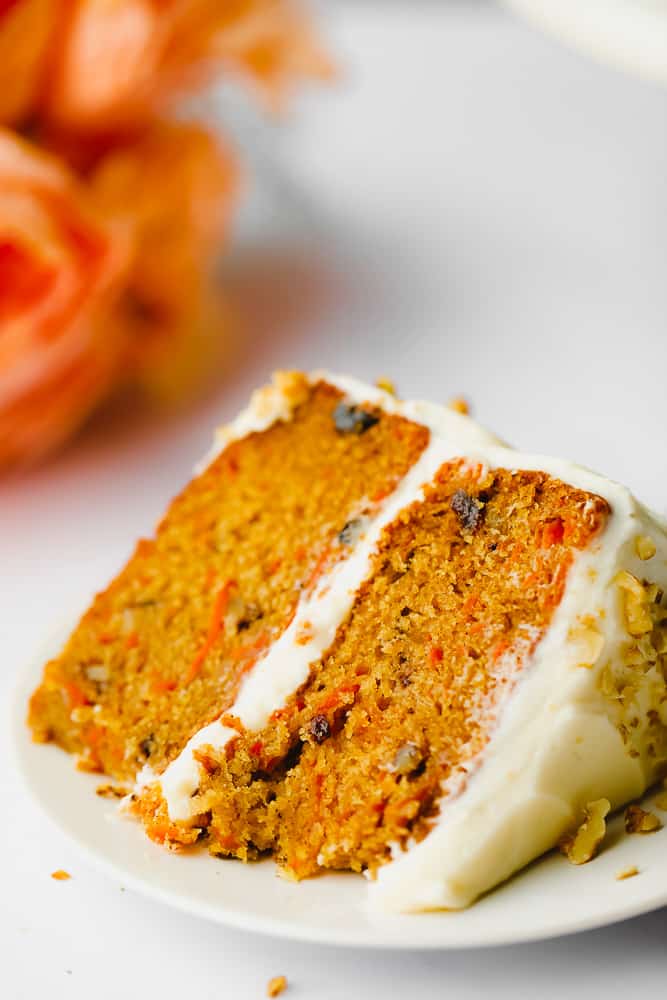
[504, 0, 667, 82]
[3, 1, 667, 996]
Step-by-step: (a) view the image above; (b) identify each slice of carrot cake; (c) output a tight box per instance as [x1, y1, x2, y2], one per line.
[28, 371, 667, 911]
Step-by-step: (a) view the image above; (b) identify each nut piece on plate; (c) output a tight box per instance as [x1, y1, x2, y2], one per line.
[616, 866, 639, 881]
[624, 804, 663, 834]
[635, 535, 657, 561]
[560, 798, 611, 865]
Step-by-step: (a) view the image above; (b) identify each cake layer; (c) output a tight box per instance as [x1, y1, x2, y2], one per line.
[28, 374, 429, 779]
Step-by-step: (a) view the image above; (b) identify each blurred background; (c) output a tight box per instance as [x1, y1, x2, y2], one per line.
[2, 0, 667, 622]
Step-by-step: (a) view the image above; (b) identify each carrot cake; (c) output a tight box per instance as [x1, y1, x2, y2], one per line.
[28, 371, 667, 911]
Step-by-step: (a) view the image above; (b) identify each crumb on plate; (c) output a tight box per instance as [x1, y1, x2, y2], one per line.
[267, 975, 288, 997]
[375, 376, 396, 396]
[616, 866, 639, 881]
[51, 870, 71, 881]
[96, 783, 129, 799]
[447, 396, 470, 415]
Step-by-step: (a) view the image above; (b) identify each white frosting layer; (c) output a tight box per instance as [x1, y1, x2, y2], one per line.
[194, 375, 299, 475]
[151, 372, 667, 911]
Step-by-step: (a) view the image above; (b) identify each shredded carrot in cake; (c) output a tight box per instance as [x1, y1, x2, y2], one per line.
[184, 579, 236, 685]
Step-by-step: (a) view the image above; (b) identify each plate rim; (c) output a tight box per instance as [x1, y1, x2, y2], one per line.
[502, 0, 667, 83]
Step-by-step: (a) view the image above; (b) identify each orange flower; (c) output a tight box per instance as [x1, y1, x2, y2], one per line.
[0, 0, 58, 126]
[46, 0, 330, 130]
[89, 121, 238, 373]
[201, 0, 333, 108]
[0, 129, 129, 467]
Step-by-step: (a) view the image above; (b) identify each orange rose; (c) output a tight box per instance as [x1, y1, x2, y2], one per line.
[200, 0, 333, 107]
[89, 121, 238, 373]
[0, 129, 129, 467]
[0, 0, 58, 126]
[45, 0, 330, 130]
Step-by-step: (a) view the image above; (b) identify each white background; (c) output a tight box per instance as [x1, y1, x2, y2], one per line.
[3, 2, 667, 996]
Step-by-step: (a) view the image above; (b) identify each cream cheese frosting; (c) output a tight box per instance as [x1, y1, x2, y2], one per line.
[148, 372, 667, 911]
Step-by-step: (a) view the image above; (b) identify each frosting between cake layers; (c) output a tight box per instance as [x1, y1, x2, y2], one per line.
[152, 372, 667, 911]
[160, 374, 502, 820]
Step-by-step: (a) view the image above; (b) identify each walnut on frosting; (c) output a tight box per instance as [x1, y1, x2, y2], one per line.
[599, 569, 667, 766]
[568, 616, 604, 668]
[635, 535, 657, 561]
[616, 571, 655, 636]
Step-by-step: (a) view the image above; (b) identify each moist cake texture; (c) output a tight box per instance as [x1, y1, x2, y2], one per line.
[28, 371, 667, 911]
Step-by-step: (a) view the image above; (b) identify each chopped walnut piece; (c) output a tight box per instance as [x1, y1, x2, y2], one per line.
[267, 975, 288, 997]
[635, 535, 657, 561]
[560, 799, 610, 865]
[375, 376, 396, 396]
[85, 664, 108, 682]
[51, 870, 71, 881]
[599, 664, 622, 700]
[388, 742, 423, 775]
[96, 783, 129, 799]
[616, 866, 639, 881]
[295, 621, 315, 645]
[625, 805, 663, 834]
[447, 396, 470, 416]
[616, 571, 653, 636]
[568, 620, 604, 668]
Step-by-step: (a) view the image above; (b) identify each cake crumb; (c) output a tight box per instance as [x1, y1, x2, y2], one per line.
[624, 805, 663, 834]
[559, 798, 610, 865]
[635, 535, 656, 561]
[616, 866, 639, 881]
[654, 792, 667, 811]
[376, 377, 396, 396]
[96, 783, 129, 799]
[51, 870, 71, 881]
[267, 975, 288, 997]
[447, 396, 470, 415]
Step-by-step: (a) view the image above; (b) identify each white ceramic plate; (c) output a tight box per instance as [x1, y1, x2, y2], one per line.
[13, 621, 667, 949]
[503, 0, 667, 82]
